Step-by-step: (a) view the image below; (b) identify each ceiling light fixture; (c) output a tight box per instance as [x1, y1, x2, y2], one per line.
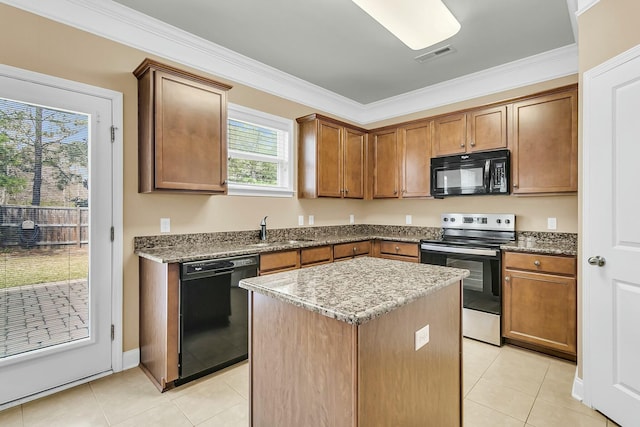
[352, 0, 461, 50]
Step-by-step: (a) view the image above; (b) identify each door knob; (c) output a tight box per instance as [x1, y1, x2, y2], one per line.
[588, 256, 606, 267]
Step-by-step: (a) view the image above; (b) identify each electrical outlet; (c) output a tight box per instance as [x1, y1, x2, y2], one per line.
[308, 215, 314, 225]
[405, 215, 412, 225]
[160, 218, 170, 233]
[349, 214, 355, 224]
[547, 217, 557, 230]
[415, 324, 430, 351]
[298, 215, 304, 226]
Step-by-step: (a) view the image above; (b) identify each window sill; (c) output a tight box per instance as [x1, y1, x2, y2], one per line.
[228, 185, 294, 198]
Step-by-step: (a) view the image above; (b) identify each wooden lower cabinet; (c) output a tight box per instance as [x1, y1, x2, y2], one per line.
[259, 250, 300, 275]
[374, 240, 419, 263]
[248, 283, 462, 426]
[333, 240, 371, 260]
[300, 245, 333, 267]
[502, 251, 577, 359]
[139, 258, 179, 391]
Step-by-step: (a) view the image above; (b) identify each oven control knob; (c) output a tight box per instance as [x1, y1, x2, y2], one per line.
[444, 217, 449, 222]
[451, 218, 455, 222]
[505, 219, 511, 224]
[496, 219, 502, 224]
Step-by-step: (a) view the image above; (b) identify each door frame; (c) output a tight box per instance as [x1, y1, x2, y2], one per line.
[0, 64, 124, 373]
[581, 42, 640, 409]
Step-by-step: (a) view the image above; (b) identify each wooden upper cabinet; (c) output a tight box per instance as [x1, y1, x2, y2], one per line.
[468, 106, 507, 152]
[371, 128, 400, 198]
[400, 121, 432, 198]
[433, 107, 507, 157]
[433, 113, 466, 156]
[297, 114, 366, 199]
[134, 59, 232, 194]
[510, 87, 578, 194]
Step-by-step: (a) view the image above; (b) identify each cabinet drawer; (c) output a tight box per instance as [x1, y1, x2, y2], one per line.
[333, 241, 371, 259]
[300, 245, 333, 267]
[378, 241, 418, 258]
[260, 250, 300, 274]
[504, 252, 576, 276]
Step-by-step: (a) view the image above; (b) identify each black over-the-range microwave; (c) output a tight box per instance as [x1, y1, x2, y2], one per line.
[430, 149, 510, 198]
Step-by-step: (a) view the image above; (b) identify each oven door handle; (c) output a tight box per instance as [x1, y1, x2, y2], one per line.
[420, 243, 498, 257]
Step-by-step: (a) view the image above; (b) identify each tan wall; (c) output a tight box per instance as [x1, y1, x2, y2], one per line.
[1, 4, 578, 353]
[576, 0, 640, 378]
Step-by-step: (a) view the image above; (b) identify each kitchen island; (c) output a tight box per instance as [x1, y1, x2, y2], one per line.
[239, 257, 469, 427]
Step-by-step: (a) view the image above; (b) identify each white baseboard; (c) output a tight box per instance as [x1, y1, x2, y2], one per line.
[121, 348, 140, 371]
[572, 368, 584, 402]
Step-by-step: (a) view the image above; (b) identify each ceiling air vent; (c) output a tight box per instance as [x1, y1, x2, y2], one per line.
[414, 45, 455, 63]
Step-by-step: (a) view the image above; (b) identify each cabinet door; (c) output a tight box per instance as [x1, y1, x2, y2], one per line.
[154, 70, 227, 192]
[343, 127, 365, 199]
[316, 121, 342, 197]
[503, 269, 577, 355]
[433, 113, 466, 157]
[511, 89, 578, 194]
[401, 121, 431, 198]
[467, 106, 507, 152]
[371, 129, 400, 198]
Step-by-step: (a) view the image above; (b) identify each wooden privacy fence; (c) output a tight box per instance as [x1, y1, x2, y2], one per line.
[0, 205, 89, 248]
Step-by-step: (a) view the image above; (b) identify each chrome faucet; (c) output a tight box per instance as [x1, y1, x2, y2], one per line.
[259, 216, 268, 241]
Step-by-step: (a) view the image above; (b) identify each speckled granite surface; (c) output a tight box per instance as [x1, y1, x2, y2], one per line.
[501, 232, 577, 256]
[239, 257, 468, 325]
[135, 225, 441, 263]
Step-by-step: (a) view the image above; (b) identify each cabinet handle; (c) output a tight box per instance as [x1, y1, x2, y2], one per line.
[393, 189, 398, 195]
[460, 143, 465, 148]
[395, 246, 400, 252]
[222, 180, 226, 185]
[353, 246, 357, 253]
[534, 260, 541, 266]
[470, 140, 476, 147]
[505, 276, 511, 282]
[345, 189, 349, 194]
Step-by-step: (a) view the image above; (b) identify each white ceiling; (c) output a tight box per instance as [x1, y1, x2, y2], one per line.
[111, 0, 576, 104]
[2, 0, 580, 124]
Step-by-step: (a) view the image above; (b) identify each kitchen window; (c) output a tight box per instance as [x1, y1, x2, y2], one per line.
[227, 104, 294, 197]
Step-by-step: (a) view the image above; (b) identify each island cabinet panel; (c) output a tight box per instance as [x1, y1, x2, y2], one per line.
[247, 283, 462, 427]
[510, 87, 578, 194]
[333, 240, 371, 260]
[134, 59, 231, 194]
[300, 245, 333, 267]
[139, 258, 179, 391]
[249, 292, 357, 427]
[259, 250, 300, 275]
[358, 283, 462, 427]
[502, 251, 577, 360]
[374, 240, 419, 263]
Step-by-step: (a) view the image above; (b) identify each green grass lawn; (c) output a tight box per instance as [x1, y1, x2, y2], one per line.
[0, 248, 89, 288]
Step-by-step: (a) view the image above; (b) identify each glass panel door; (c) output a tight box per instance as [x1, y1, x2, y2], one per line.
[1, 99, 90, 359]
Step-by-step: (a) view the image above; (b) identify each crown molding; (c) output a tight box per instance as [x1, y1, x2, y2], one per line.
[3, 0, 578, 125]
[576, 0, 600, 15]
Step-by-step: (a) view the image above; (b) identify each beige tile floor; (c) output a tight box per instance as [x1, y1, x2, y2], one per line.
[0, 339, 622, 426]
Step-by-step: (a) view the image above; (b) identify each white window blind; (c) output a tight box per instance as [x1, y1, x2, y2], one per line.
[227, 104, 293, 197]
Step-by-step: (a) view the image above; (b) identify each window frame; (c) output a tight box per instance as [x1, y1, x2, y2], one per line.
[227, 103, 294, 197]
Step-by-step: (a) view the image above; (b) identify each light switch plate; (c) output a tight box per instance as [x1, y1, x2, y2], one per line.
[406, 215, 412, 225]
[349, 214, 355, 224]
[298, 215, 304, 226]
[308, 215, 314, 225]
[160, 218, 170, 233]
[547, 217, 557, 230]
[415, 324, 430, 351]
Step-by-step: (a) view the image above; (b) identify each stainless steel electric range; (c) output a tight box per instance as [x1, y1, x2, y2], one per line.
[420, 213, 515, 346]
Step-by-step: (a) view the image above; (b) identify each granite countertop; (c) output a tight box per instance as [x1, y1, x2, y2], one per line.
[239, 257, 469, 325]
[135, 233, 424, 263]
[500, 232, 578, 256]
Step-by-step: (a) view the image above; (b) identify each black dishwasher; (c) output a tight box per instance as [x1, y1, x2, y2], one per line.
[178, 254, 258, 384]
